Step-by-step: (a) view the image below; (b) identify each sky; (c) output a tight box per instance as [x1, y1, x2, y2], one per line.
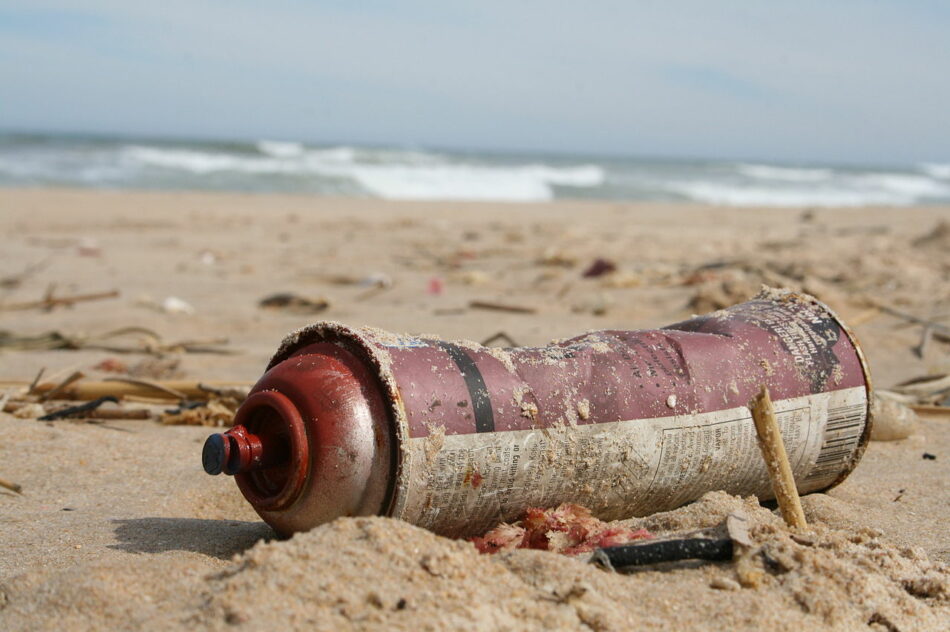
[0, 1, 948, 164]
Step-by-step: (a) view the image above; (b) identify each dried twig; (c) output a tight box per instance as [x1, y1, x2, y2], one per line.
[9, 379, 251, 402]
[469, 300, 537, 314]
[0, 476, 22, 494]
[0, 289, 119, 312]
[480, 331, 521, 347]
[914, 324, 934, 359]
[39, 371, 85, 402]
[27, 367, 45, 395]
[750, 386, 808, 531]
[103, 377, 187, 400]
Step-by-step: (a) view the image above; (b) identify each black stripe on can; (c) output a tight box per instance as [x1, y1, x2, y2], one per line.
[435, 341, 496, 434]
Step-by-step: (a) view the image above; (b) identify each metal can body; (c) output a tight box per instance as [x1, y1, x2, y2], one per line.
[208, 290, 872, 537]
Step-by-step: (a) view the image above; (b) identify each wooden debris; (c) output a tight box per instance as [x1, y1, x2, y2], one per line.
[160, 397, 240, 427]
[469, 300, 537, 315]
[258, 293, 330, 314]
[103, 377, 187, 400]
[0, 289, 119, 312]
[914, 324, 934, 359]
[750, 386, 808, 531]
[0, 327, 235, 355]
[4, 379, 251, 402]
[0, 258, 48, 290]
[480, 331, 520, 348]
[0, 476, 22, 494]
[39, 371, 85, 402]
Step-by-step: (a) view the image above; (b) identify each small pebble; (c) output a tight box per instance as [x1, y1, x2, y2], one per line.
[666, 394, 677, 408]
[922, 453, 936, 460]
[710, 576, 741, 591]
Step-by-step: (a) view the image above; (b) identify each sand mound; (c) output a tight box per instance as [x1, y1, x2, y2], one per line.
[11, 492, 943, 631]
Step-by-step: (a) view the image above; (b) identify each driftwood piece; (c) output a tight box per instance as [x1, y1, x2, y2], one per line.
[1, 380, 251, 402]
[0, 476, 22, 494]
[469, 300, 537, 314]
[1, 289, 119, 312]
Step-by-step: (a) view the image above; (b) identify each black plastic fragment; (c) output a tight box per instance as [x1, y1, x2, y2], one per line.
[591, 537, 734, 569]
[39, 396, 119, 421]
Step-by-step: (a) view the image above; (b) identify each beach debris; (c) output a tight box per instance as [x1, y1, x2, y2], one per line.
[76, 237, 101, 257]
[0, 476, 22, 494]
[39, 371, 86, 402]
[4, 379, 250, 402]
[922, 453, 937, 460]
[480, 331, 520, 347]
[471, 504, 652, 555]
[128, 357, 183, 379]
[161, 396, 241, 427]
[12, 403, 46, 419]
[750, 386, 808, 531]
[911, 219, 950, 249]
[581, 257, 617, 278]
[161, 296, 195, 315]
[426, 277, 444, 295]
[879, 374, 950, 417]
[0, 288, 119, 312]
[258, 293, 330, 314]
[866, 301, 950, 344]
[0, 258, 49, 290]
[870, 394, 919, 441]
[38, 396, 120, 420]
[92, 357, 129, 373]
[589, 537, 733, 570]
[468, 300, 537, 314]
[537, 247, 578, 267]
[202, 291, 871, 538]
[0, 327, 234, 355]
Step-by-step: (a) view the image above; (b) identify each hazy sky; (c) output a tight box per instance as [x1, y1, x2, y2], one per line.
[1, 1, 948, 164]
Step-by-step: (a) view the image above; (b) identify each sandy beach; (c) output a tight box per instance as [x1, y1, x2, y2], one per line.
[0, 188, 948, 630]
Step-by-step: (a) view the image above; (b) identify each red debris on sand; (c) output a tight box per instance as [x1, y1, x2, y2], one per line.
[427, 277, 445, 295]
[93, 358, 128, 373]
[471, 503, 651, 555]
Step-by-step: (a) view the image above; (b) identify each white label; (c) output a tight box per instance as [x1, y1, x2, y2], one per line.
[400, 386, 867, 536]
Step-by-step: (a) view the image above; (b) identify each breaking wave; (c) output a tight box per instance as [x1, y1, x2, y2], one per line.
[0, 134, 947, 206]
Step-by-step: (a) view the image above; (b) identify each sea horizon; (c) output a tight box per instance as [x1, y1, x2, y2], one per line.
[2, 130, 948, 207]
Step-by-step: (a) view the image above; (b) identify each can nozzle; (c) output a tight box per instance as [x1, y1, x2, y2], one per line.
[202, 424, 288, 476]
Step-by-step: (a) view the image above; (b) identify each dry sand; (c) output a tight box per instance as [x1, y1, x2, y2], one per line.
[0, 188, 948, 630]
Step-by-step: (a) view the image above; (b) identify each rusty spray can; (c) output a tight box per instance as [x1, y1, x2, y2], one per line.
[203, 289, 872, 537]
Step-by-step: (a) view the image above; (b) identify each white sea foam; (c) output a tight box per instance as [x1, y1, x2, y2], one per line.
[121, 144, 605, 201]
[738, 164, 833, 182]
[256, 140, 305, 158]
[920, 163, 950, 179]
[670, 181, 913, 207]
[3, 136, 948, 206]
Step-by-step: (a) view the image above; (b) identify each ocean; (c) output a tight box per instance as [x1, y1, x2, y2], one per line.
[1, 133, 948, 207]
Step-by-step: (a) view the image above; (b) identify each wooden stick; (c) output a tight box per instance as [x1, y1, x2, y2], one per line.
[38, 371, 85, 402]
[750, 386, 808, 531]
[10, 380, 252, 401]
[0, 476, 22, 494]
[102, 377, 188, 400]
[469, 300, 537, 314]
[910, 404, 950, 417]
[0, 289, 120, 311]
